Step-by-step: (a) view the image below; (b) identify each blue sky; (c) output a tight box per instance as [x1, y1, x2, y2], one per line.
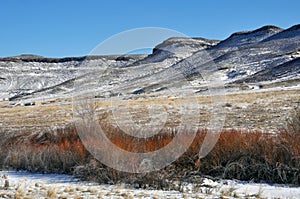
[1, 0, 300, 57]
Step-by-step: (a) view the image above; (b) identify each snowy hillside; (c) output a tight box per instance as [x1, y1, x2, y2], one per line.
[0, 24, 299, 102]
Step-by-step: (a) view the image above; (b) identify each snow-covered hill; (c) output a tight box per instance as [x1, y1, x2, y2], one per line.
[0, 24, 299, 102]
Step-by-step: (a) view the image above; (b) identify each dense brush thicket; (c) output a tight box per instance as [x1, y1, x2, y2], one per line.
[0, 109, 299, 188]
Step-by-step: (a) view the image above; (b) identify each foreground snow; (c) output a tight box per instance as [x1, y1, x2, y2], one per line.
[0, 171, 299, 199]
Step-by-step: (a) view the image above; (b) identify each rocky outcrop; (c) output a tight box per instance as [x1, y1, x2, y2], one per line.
[214, 25, 283, 48]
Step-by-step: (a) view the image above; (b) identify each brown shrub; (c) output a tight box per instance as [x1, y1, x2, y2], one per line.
[73, 123, 299, 185]
[0, 109, 299, 186]
[0, 125, 88, 173]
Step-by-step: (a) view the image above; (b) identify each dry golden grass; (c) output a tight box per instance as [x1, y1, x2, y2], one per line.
[0, 88, 298, 132]
[47, 186, 57, 199]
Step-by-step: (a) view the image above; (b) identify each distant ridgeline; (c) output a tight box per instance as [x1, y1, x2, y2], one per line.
[0, 24, 299, 102]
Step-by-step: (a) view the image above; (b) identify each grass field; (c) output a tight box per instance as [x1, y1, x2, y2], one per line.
[0, 87, 299, 133]
[0, 87, 299, 187]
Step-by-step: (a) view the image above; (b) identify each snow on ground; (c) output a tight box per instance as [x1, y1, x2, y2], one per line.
[202, 178, 300, 199]
[0, 171, 299, 199]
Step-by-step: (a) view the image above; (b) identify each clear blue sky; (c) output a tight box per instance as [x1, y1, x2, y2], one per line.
[1, 0, 299, 58]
